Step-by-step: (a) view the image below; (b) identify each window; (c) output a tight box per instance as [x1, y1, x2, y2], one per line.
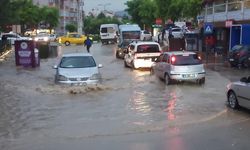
[136, 44, 160, 53]
[171, 54, 202, 65]
[214, 4, 226, 13]
[228, 1, 242, 11]
[244, 0, 250, 9]
[60, 56, 96, 68]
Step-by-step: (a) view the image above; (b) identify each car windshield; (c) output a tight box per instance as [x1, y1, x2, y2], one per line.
[60, 56, 96, 68]
[172, 54, 202, 65]
[136, 44, 160, 53]
[122, 31, 140, 40]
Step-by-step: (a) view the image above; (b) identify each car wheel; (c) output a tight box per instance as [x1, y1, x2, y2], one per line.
[242, 59, 249, 68]
[150, 67, 154, 75]
[116, 51, 120, 59]
[198, 77, 205, 85]
[124, 60, 128, 68]
[65, 41, 70, 46]
[228, 91, 239, 109]
[54, 75, 58, 84]
[164, 74, 171, 85]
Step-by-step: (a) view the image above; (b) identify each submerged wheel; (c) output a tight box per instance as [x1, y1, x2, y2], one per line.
[65, 41, 70, 46]
[198, 77, 205, 85]
[164, 74, 171, 85]
[228, 91, 239, 109]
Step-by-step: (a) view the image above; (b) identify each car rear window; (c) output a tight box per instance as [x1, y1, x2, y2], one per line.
[136, 44, 160, 53]
[171, 54, 202, 65]
[60, 56, 96, 68]
[101, 27, 114, 33]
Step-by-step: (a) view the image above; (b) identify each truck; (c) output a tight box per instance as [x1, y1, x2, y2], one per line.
[116, 24, 141, 59]
[99, 24, 119, 44]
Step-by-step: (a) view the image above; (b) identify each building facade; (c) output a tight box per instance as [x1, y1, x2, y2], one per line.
[33, 0, 84, 34]
[200, 0, 250, 56]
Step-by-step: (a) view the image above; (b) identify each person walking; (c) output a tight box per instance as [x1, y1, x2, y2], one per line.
[84, 36, 92, 53]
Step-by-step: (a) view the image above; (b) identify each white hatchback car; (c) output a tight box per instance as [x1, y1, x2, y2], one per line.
[124, 41, 161, 69]
[151, 51, 206, 85]
[140, 30, 152, 41]
[54, 53, 103, 85]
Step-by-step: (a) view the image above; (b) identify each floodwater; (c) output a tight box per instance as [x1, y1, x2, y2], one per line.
[0, 43, 250, 150]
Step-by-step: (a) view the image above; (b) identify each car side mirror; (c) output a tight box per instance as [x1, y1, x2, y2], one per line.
[53, 65, 58, 69]
[240, 77, 248, 83]
[98, 64, 103, 68]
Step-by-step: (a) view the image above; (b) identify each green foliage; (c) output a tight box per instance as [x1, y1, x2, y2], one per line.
[0, 0, 59, 33]
[83, 14, 121, 34]
[65, 24, 77, 32]
[126, 0, 203, 25]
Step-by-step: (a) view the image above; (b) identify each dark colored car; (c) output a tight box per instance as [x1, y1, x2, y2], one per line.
[116, 40, 131, 59]
[228, 44, 250, 68]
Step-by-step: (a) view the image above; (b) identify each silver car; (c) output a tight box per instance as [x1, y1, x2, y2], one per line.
[227, 76, 250, 109]
[151, 51, 206, 85]
[54, 53, 102, 85]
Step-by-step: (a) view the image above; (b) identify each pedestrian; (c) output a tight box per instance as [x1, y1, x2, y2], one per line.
[84, 36, 92, 53]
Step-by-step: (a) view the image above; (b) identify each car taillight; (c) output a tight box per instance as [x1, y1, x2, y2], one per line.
[171, 56, 176, 63]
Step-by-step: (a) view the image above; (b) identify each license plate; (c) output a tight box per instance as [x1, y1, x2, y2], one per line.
[229, 59, 234, 61]
[183, 74, 195, 78]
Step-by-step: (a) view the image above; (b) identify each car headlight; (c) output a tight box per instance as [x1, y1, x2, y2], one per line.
[34, 38, 38, 41]
[44, 37, 49, 41]
[58, 75, 68, 81]
[89, 73, 100, 80]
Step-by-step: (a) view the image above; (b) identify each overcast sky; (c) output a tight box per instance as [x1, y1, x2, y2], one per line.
[83, 0, 128, 13]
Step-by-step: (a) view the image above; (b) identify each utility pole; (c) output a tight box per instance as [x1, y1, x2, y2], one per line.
[77, 0, 84, 35]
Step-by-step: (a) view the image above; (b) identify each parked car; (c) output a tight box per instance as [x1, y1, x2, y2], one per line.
[124, 41, 161, 69]
[1, 32, 32, 45]
[34, 33, 50, 42]
[57, 32, 87, 46]
[151, 51, 205, 85]
[140, 30, 152, 41]
[54, 53, 103, 85]
[227, 76, 250, 109]
[228, 44, 250, 68]
[165, 27, 185, 39]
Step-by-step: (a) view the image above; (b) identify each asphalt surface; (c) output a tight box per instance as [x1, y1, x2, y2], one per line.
[0, 43, 250, 150]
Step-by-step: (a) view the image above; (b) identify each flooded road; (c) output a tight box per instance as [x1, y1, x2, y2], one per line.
[0, 43, 250, 150]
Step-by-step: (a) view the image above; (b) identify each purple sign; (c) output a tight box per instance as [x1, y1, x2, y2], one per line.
[15, 40, 37, 67]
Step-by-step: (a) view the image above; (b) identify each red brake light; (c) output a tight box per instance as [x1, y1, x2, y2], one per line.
[171, 56, 176, 62]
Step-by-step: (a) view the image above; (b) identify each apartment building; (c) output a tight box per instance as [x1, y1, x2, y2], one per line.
[201, 0, 250, 55]
[33, 0, 84, 34]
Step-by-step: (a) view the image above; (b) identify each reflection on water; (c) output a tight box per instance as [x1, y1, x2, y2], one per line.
[130, 91, 151, 115]
[165, 91, 177, 121]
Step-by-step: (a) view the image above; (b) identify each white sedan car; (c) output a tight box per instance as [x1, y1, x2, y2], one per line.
[227, 76, 250, 109]
[1, 32, 32, 45]
[54, 53, 103, 85]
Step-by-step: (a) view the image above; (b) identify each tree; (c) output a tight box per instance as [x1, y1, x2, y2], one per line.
[40, 6, 59, 33]
[66, 24, 77, 32]
[125, 0, 142, 26]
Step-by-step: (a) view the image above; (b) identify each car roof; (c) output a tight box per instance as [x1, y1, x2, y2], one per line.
[62, 53, 93, 57]
[163, 51, 196, 55]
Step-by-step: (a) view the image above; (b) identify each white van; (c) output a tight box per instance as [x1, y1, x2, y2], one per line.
[100, 24, 118, 44]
